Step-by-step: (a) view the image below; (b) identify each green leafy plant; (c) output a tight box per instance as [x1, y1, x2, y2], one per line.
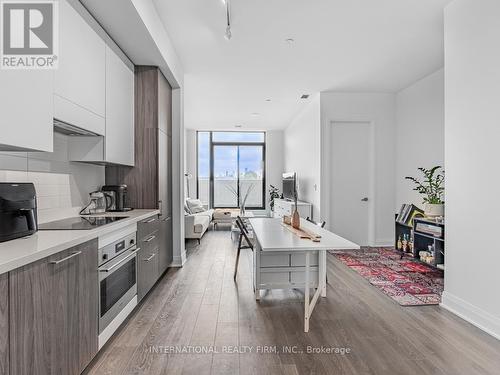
[405, 166, 445, 205]
[269, 185, 280, 211]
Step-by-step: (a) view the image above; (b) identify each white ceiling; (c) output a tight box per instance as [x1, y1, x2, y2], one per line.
[153, 0, 452, 130]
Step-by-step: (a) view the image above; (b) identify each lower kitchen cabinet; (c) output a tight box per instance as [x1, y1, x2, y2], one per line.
[137, 243, 159, 302]
[9, 239, 98, 375]
[158, 217, 173, 275]
[0, 274, 8, 375]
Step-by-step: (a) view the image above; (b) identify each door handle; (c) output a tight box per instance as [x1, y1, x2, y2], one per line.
[50, 251, 82, 265]
[361, 197, 369, 202]
[144, 253, 156, 262]
[99, 248, 139, 272]
[145, 235, 156, 243]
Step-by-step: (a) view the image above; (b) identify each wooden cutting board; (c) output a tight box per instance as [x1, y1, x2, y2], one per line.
[281, 222, 321, 242]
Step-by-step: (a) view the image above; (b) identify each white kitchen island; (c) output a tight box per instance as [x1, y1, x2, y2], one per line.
[248, 217, 359, 332]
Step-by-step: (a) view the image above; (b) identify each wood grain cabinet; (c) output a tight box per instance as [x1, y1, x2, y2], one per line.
[159, 217, 173, 276]
[9, 239, 98, 375]
[137, 216, 160, 302]
[0, 274, 8, 375]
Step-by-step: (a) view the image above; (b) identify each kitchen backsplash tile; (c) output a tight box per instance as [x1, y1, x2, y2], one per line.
[0, 133, 105, 219]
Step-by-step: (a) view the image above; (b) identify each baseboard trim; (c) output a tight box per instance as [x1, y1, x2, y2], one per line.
[441, 291, 500, 341]
[374, 239, 394, 247]
[171, 250, 187, 267]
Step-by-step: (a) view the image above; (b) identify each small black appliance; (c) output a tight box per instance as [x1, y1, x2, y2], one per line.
[0, 183, 38, 242]
[101, 185, 132, 212]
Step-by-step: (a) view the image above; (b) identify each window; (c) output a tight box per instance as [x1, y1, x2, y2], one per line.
[197, 132, 210, 206]
[197, 131, 266, 209]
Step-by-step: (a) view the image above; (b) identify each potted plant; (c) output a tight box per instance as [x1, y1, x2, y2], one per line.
[269, 185, 280, 212]
[405, 166, 445, 217]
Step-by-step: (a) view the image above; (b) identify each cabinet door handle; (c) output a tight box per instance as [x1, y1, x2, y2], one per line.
[145, 235, 156, 243]
[144, 217, 157, 224]
[144, 253, 156, 262]
[50, 251, 82, 265]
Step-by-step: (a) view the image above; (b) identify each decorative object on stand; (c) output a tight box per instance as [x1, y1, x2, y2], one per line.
[269, 185, 280, 212]
[405, 166, 445, 217]
[291, 179, 300, 229]
[225, 182, 255, 216]
[184, 173, 192, 198]
[281, 219, 321, 242]
[331, 247, 444, 306]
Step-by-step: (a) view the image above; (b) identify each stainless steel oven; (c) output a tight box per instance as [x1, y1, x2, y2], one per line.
[98, 232, 138, 334]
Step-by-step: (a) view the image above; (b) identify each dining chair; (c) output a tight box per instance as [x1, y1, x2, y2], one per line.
[234, 216, 253, 280]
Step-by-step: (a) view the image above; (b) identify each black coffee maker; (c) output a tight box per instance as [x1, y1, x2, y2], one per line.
[0, 183, 38, 242]
[101, 185, 132, 212]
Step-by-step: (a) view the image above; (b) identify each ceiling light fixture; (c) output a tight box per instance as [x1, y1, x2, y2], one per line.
[285, 38, 295, 44]
[224, 0, 232, 40]
[265, 99, 272, 102]
[235, 124, 242, 128]
[301, 94, 310, 99]
[251, 112, 260, 116]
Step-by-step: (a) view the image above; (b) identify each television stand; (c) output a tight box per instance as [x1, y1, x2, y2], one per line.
[273, 198, 313, 220]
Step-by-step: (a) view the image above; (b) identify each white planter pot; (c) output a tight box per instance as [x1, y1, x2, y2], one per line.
[425, 203, 444, 217]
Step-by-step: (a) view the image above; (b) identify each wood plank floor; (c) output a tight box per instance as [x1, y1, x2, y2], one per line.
[84, 229, 500, 375]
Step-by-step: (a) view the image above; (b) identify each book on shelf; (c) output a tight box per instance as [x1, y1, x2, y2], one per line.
[415, 222, 443, 237]
[396, 204, 410, 224]
[396, 204, 424, 226]
[396, 204, 406, 222]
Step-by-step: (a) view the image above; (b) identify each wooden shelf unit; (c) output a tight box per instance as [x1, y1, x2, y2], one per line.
[394, 215, 445, 271]
[412, 217, 445, 270]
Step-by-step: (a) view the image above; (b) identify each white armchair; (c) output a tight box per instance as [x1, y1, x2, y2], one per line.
[184, 199, 214, 243]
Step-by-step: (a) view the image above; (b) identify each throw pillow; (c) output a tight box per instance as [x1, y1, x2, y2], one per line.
[186, 198, 205, 214]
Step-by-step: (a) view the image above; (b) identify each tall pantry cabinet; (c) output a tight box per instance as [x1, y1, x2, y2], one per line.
[106, 66, 173, 275]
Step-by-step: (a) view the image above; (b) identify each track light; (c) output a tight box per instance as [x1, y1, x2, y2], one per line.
[225, 25, 232, 40]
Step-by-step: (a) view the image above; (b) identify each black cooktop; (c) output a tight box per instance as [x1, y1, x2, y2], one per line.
[38, 216, 127, 230]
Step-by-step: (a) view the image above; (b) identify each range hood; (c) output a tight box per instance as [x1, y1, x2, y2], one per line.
[53, 119, 101, 136]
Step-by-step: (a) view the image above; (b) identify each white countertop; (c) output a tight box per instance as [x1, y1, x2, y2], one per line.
[248, 217, 360, 252]
[0, 209, 160, 274]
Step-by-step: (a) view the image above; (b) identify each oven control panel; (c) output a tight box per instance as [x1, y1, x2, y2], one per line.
[98, 232, 136, 266]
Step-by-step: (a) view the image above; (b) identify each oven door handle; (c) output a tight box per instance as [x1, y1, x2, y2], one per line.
[99, 248, 139, 273]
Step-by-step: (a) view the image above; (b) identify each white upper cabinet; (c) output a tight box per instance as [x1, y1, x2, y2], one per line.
[105, 47, 134, 166]
[0, 70, 53, 152]
[54, 0, 105, 135]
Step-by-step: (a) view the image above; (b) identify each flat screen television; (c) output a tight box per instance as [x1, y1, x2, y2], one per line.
[282, 172, 296, 201]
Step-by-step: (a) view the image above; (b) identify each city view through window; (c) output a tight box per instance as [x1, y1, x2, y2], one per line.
[197, 132, 265, 209]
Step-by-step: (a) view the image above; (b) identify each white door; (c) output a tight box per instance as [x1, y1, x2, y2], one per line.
[330, 121, 373, 246]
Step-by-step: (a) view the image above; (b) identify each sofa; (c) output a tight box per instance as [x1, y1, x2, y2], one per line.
[184, 199, 214, 243]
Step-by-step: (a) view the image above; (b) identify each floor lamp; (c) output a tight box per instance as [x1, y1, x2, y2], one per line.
[184, 173, 192, 198]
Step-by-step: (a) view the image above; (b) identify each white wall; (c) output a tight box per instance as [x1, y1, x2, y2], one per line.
[442, 0, 500, 339]
[396, 69, 445, 209]
[265, 130, 284, 213]
[284, 95, 322, 220]
[320, 92, 396, 246]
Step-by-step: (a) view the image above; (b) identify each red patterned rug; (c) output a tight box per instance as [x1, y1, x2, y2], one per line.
[330, 248, 444, 306]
